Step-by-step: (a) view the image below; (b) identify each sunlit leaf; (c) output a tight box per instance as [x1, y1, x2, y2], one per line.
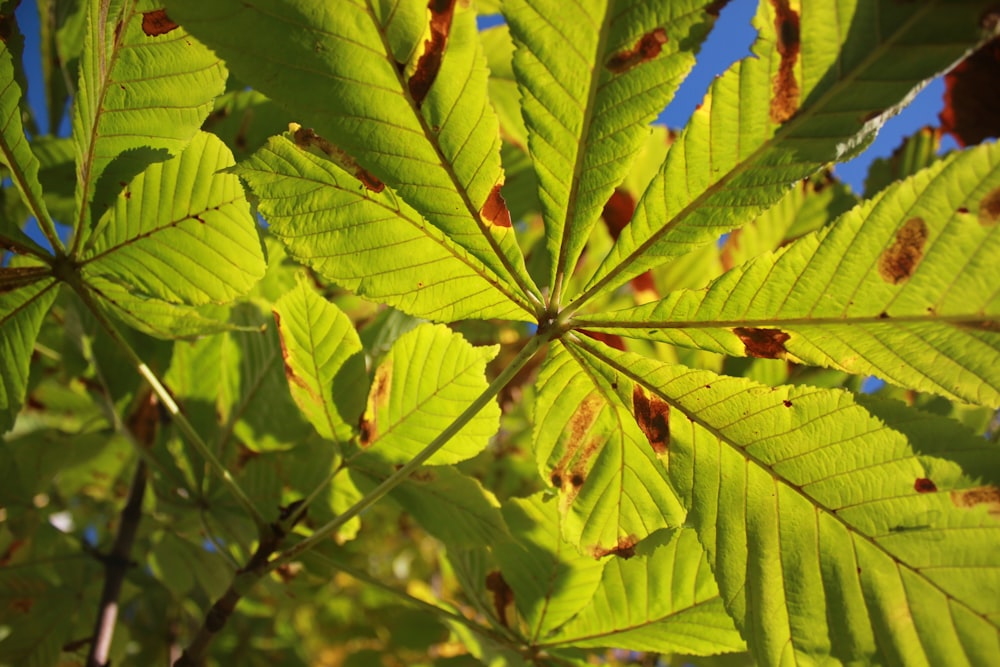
[81, 131, 265, 307]
[236, 132, 531, 321]
[358, 323, 499, 466]
[0, 277, 59, 433]
[574, 335, 1000, 665]
[166, 0, 542, 309]
[571, 0, 996, 308]
[579, 140, 1000, 406]
[533, 340, 684, 555]
[273, 279, 367, 445]
[70, 0, 226, 250]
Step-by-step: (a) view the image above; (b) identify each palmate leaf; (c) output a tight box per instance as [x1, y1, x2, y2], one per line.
[567, 0, 998, 309]
[358, 323, 500, 466]
[235, 132, 531, 321]
[0, 278, 60, 432]
[70, 0, 226, 252]
[273, 280, 368, 445]
[574, 335, 1000, 665]
[533, 340, 684, 555]
[505, 0, 720, 297]
[578, 140, 1000, 406]
[165, 0, 542, 313]
[0, 12, 55, 255]
[494, 493, 744, 655]
[80, 131, 265, 307]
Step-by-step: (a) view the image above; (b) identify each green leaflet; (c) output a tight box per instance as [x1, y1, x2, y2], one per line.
[0, 13, 57, 255]
[358, 323, 500, 466]
[494, 493, 606, 643]
[505, 0, 718, 298]
[578, 141, 1000, 406]
[575, 335, 1000, 666]
[273, 280, 368, 445]
[494, 494, 743, 655]
[533, 340, 685, 556]
[0, 278, 59, 433]
[545, 528, 744, 655]
[352, 463, 511, 550]
[70, 0, 226, 252]
[165, 0, 542, 311]
[81, 131, 265, 306]
[570, 0, 997, 309]
[235, 133, 532, 321]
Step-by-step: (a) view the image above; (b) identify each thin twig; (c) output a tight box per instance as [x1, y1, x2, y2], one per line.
[172, 332, 550, 665]
[85, 392, 157, 667]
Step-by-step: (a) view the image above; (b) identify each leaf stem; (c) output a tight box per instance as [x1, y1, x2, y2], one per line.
[268, 330, 549, 571]
[173, 330, 550, 664]
[68, 281, 269, 533]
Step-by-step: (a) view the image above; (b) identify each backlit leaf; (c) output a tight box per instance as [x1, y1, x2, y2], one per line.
[0, 278, 59, 433]
[571, 0, 997, 308]
[579, 140, 1000, 406]
[358, 323, 499, 466]
[165, 0, 542, 311]
[533, 340, 684, 555]
[273, 279, 367, 444]
[574, 335, 1000, 665]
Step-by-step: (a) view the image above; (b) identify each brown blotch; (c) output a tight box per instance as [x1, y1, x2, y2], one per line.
[550, 471, 563, 488]
[606, 28, 668, 74]
[601, 188, 636, 240]
[878, 311, 890, 319]
[292, 125, 385, 192]
[979, 186, 1000, 226]
[957, 206, 970, 214]
[706, 0, 733, 17]
[733, 327, 790, 359]
[950, 486, 1000, 517]
[274, 312, 312, 393]
[0, 13, 12, 43]
[914, 478, 938, 493]
[485, 570, 515, 628]
[579, 330, 626, 351]
[592, 535, 639, 559]
[570, 472, 585, 488]
[408, 0, 456, 107]
[782, 399, 793, 408]
[359, 361, 393, 446]
[878, 217, 928, 284]
[480, 184, 512, 228]
[632, 386, 670, 455]
[141, 9, 179, 37]
[769, 0, 801, 123]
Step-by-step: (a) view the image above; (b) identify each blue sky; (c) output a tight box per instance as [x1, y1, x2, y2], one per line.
[12, 1, 957, 195]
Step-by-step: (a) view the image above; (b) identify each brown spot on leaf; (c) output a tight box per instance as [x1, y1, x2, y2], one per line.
[141, 9, 179, 37]
[782, 399, 793, 408]
[979, 186, 1000, 226]
[0, 13, 13, 43]
[359, 361, 393, 446]
[292, 125, 384, 192]
[950, 486, 1000, 517]
[878, 217, 928, 284]
[570, 472, 585, 488]
[914, 478, 938, 493]
[601, 188, 636, 240]
[706, 0, 733, 17]
[592, 535, 639, 559]
[632, 386, 670, 455]
[733, 327, 790, 359]
[273, 311, 310, 393]
[485, 570, 514, 628]
[878, 311, 890, 319]
[408, 0, 456, 107]
[579, 330, 626, 351]
[769, 0, 801, 123]
[480, 184, 512, 228]
[606, 28, 668, 74]
[940, 36, 1000, 147]
[550, 472, 563, 488]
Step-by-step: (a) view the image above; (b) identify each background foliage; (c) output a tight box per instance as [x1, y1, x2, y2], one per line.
[2, 1, 999, 666]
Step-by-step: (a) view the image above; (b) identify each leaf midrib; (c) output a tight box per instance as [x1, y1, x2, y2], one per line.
[573, 335, 999, 639]
[565, 1, 948, 314]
